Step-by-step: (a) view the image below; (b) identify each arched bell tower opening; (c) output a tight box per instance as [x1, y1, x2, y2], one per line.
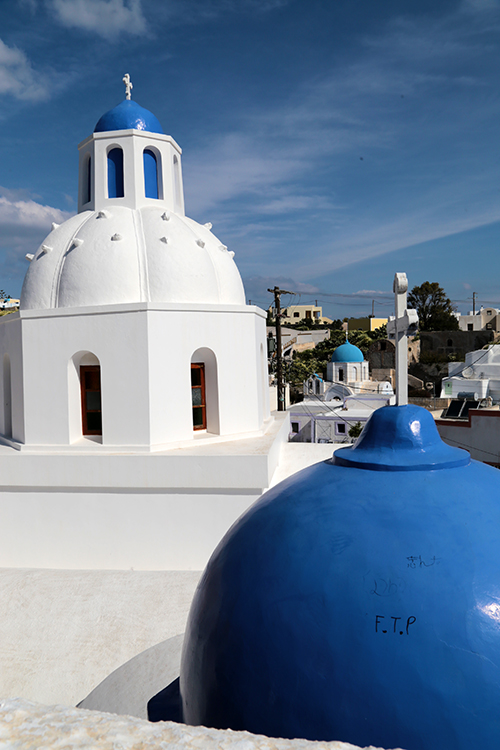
[143, 147, 162, 199]
[173, 154, 182, 213]
[107, 147, 124, 199]
[83, 154, 92, 205]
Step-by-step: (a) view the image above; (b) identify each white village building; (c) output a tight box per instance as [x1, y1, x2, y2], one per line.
[0, 82, 338, 714]
[440, 345, 500, 402]
[294, 339, 394, 443]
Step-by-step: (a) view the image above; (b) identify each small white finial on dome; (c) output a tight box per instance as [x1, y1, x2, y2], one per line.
[196, 239, 205, 248]
[25, 253, 34, 262]
[51, 222, 59, 231]
[73, 238, 84, 247]
[41, 244, 52, 254]
[123, 73, 133, 101]
[204, 222, 212, 230]
[161, 212, 170, 221]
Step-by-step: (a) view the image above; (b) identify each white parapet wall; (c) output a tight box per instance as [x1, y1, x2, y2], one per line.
[0, 569, 202, 708]
[0, 698, 406, 750]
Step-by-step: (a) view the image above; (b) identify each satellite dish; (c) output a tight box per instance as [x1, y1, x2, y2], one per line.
[462, 367, 474, 379]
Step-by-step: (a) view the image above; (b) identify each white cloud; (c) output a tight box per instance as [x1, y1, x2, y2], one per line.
[153, 0, 288, 24]
[461, 0, 500, 11]
[0, 39, 48, 101]
[48, 0, 147, 38]
[0, 192, 73, 291]
[243, 275, 319, 304]
[184, 4, 500, 287]
[354, 290, 391, 296]
[18, 0, 38, 11]
[0, 192, 72, 248]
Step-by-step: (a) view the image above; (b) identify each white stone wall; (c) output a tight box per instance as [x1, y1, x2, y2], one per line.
[0, 698, 405, 750]
[0, 302, 270, 450]
[0, 570, 201, 707]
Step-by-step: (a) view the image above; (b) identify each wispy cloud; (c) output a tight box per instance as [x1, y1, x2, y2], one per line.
[0, 190, 72, 248]
[18, 0, 38, 11]
[243, 275, 319, 304]
[184, 4, 500, 286]
[48, 0, 147, 38]
[149, 0, 289, 25]
[0, 190, 73, 288]
[354, 290, 391, 296]
[0, 39, 49, 101]
[461, 0, 500, 11]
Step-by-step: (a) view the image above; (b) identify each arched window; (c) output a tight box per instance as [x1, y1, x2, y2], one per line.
[83, 155, 91, 204]
[339, 368, 344, 382]
[81, 365, 102, 435]
[107, 147, 124, 199]
[191, 363, 206, 430]
[191, 348, 219, 434]
[3, 353, 11, 438]
[173, 154, 182, 212]
[143, 148, 159, 199]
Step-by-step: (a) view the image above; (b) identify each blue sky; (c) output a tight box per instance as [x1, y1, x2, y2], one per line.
[1, 0, 500, 319]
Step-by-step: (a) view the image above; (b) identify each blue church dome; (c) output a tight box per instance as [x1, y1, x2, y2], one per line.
[94, 99, 164, 134]
[180, 405, 500, 750]
[330, 340, 364, 362]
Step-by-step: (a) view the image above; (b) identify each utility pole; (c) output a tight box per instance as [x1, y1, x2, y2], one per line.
[268, 286, 294, 411]
[473, 292, 477, 315]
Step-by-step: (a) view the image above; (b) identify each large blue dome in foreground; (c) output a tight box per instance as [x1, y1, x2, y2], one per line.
[180, 405, 500, 750]
[94, 99, 164, 134]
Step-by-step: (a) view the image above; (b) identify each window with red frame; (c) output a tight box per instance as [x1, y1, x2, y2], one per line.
[191, 363, 206, 430]
[81, 365, 102, 435]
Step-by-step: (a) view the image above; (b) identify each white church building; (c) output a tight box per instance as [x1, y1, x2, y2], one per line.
[0, 81, 339, 714]
[0, 87, 282, 571]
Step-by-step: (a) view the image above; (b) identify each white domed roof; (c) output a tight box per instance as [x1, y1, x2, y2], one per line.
[20, 207, 246, 310]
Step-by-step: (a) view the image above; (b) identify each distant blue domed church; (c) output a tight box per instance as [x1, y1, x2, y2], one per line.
[326, 336, 369, 386]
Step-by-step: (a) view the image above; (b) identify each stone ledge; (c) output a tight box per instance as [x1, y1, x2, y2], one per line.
[0, 698, 405, 750]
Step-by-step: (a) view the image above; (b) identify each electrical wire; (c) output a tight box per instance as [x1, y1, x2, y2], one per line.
[436, 433, 500, 463]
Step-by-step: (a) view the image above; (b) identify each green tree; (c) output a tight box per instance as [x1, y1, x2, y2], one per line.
[369, 323, 387, 340]
[348, 421, 364, 440]
[329, 319, 344, 331]
[407, 282, 458, 332]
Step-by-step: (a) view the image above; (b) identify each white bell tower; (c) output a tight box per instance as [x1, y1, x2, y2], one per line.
[77, 75, 185, 215]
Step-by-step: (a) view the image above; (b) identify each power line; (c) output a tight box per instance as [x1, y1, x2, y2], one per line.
[268, 286, 295, 411]
[437, 433, 500, 462]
